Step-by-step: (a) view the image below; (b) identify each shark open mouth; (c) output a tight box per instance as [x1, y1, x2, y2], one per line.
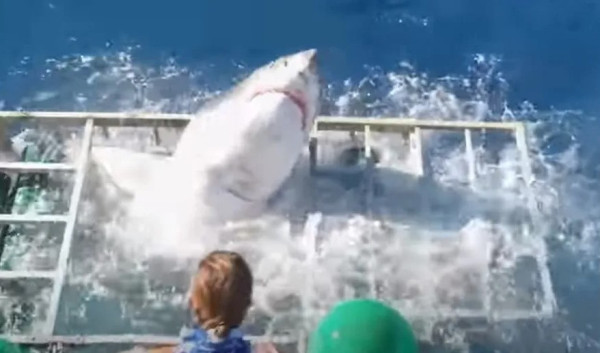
[251, 89, 308, 130]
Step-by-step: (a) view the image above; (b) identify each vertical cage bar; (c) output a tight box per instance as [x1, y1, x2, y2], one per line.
[465, 128, 476, 183]
[409, 127, 424, 176]
[44, 118, 95, 334]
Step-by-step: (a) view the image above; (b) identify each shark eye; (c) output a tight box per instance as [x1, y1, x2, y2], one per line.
[283, 60, 288, 67]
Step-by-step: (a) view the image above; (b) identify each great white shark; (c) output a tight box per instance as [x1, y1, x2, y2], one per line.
[88, 49, 320, 254]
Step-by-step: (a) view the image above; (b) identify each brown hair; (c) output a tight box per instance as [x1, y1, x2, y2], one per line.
[189, 250, 253, 338]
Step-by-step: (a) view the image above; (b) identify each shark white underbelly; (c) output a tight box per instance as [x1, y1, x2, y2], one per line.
[89, 49, 320, 255]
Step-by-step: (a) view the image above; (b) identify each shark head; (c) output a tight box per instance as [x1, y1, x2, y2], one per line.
[100, 50, 322, 256]
[240, 49, 320, 132]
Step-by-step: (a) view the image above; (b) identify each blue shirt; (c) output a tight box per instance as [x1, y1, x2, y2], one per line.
[175, 325, 251, 353]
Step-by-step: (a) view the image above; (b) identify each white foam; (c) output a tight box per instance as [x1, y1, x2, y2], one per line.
[1, 48, 598, 349]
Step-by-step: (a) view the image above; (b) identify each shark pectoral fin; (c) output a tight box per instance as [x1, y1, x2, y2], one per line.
[90, 146, 169, 196]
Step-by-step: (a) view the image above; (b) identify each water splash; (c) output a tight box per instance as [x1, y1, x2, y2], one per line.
[0, 47, 598, 352]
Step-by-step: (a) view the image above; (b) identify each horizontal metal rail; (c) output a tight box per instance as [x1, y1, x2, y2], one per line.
[0, 162, 75, 172]
[0, 307, 541, 347]
[0, 307, 545, 347]
[0, 270, 55, 279]
[315, 116, 521, 131]
[0, 111, 190, 127]
[395, 307, 555, 322]
[0, 214, 68, 223]
[0, 334, 298, 346]
[0, 111, 522, 131]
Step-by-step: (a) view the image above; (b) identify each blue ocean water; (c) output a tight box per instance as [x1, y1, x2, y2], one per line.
[0, 0, 599, 352]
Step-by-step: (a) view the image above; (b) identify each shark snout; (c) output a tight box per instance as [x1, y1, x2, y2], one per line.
[307, 49, 317, 72]
[304, 48, 317, 60]
[297, 48, 317, 73]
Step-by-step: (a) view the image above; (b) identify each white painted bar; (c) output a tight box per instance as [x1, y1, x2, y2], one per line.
[0, 162, 75, 172]
[0, 111, 189, 127]
[44, 118, 95, 335]
[0, 270, 55, 279]
[0, 111, 523, 130]
[0, 333, 298, 345]
[514, 124, 534, 186]
[0, 306, 546, 348]
[363, 124, 372, 160]
[0, 214, 68, 223]
[317, 116, 521, 131]
[389, 305, 553, 321]
[464, 128, 476, 183]
[514, 124, 557, 316]
[409, 127, 424, 176]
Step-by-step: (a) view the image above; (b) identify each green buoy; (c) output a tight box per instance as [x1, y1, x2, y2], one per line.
[308, 299, 418, 353]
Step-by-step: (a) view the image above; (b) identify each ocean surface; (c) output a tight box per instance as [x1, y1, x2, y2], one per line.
[1, 0, 599, 352]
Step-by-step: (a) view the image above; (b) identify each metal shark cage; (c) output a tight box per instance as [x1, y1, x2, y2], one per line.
[0, 111, 556, 351]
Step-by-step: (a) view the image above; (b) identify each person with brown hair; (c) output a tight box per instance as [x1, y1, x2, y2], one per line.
[149, 250, 256, 353]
